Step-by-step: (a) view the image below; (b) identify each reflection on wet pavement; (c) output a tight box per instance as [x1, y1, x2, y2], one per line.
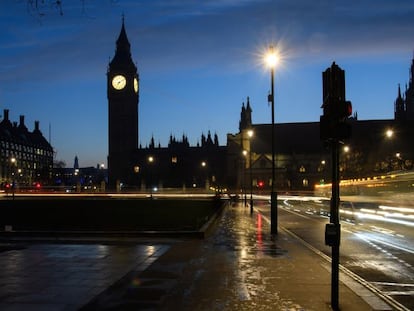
[0, 243, 169, 310]
[161, 203, 312, 311]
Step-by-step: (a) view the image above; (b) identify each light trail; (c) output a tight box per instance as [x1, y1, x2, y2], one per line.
[354, 232, 414, 255]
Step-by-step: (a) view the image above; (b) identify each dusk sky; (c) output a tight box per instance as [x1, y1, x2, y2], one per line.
[1, 0, 413, 168]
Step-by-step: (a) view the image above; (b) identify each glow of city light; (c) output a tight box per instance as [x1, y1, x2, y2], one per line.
[264, 46, 279, 69]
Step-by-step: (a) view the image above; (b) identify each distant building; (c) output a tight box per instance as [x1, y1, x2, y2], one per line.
[228, 55, 414, 192]
[107, 19, 226, 191]
[52, 158, 107, 192]
[0, 109, 53, 189]
[394, 55, 414, 122]
[107, 18, 414, 193]
[132, 132, 226, 192]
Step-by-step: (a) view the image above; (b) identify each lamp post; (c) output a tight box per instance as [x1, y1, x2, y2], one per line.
[133, 165, 140, 192]
[265, 45, 278, 235]
[201, 161, 208, 191]
[242, 150, 248, 207]
[148, 156, 154, 198]
[10, 157, 16, 199]
[247, 129, 254, 214]
[385, 128, 395, 172]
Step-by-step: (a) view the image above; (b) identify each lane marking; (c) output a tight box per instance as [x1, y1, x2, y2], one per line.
[354, 233, 414, 255]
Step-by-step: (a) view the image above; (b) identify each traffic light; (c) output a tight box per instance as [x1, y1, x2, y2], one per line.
[257, 180, 265, 188]
[320, 62, 352, 141]
[338, 100, 352, 120]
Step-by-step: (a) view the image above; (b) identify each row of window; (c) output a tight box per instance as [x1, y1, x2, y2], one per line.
[1, 140, 50, 156]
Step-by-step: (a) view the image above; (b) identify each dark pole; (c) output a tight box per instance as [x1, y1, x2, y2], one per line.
[249, 147, 253, 214]
[12, 175, 15, 200]
[243, 154, 247, 206]
[270, 64, 278, 235]
[11, 158, 16, 200]
[148, 156, 154, 199]
[321, 62, 350, 311]
[331, 140, 340, 310]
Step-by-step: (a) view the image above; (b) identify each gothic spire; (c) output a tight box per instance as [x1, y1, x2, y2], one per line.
[246, 96, 251, 112]
[116, 17, 131, 54]
[109, 17, 136, 71]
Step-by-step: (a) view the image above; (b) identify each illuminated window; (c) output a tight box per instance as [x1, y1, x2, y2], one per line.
[171, 156, 177, 163]
[299, 165, 306, 173]
[302, 179, 309, 187]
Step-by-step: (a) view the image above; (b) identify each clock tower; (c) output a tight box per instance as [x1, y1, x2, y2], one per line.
[107, 18, 139, 189]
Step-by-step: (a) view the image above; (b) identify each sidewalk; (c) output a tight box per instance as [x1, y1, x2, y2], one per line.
[84, 201, 392, 310]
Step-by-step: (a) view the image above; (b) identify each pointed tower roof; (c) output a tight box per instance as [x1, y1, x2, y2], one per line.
[109, 17, 137, 72]
[74, 155, 79, 169]
[116, 17, 131, 53]
[246, 96, 252, 112]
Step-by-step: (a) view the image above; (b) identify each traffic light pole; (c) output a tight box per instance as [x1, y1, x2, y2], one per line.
[330, 139, 341, 311]
[321, 62, 352, 311]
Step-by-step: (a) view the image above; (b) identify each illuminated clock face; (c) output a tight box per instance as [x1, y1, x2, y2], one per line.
[134, 77, 138, 93]
[112, 75, 126, 90]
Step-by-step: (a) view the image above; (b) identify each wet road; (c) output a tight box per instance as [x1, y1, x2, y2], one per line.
[255, 197, 414, 311]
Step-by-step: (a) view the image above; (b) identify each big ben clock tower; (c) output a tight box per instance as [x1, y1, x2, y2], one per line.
[107, 18, 139, 189]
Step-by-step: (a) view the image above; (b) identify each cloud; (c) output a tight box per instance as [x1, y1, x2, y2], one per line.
[3, 0, 413, 82]
[122, 0, 414, 74]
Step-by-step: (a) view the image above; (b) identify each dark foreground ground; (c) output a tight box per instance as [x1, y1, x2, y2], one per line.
[0, 196, 222, 232]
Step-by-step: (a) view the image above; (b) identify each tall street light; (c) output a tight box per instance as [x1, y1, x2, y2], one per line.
[148, 156, 154, 198]
[242, 150, 248, 207]
[10, 157, 16, 200]
[247, 129, 254, 214]
[201, 161, 208, 191]
[265, 45, 279, 235]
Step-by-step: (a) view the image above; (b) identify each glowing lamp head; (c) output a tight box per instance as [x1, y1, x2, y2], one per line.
[265, 46, 279, 68]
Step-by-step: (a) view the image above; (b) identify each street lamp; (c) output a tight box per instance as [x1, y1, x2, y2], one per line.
[148, 156, 154, 198]
[10, 157, 16, 199]
[265, 45, 279, 235]
[242, 150, 248, 207]
[201, 161, 208, 191]
[133, 165, 140, 192]
[385, 129, 395, 171]
[247, 129, 254, 214]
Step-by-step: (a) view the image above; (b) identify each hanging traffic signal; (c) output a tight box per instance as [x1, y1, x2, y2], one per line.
[338, 100, 352, 120]
[320, 62, 352, 141]
[335, 100, 352, 139]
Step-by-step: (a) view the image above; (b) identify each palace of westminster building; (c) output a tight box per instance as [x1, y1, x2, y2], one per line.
[1, 20, 414, 193]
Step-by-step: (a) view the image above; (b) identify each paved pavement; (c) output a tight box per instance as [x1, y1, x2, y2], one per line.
[0, 201, 394, 310]
[0, 242, 170, 311]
